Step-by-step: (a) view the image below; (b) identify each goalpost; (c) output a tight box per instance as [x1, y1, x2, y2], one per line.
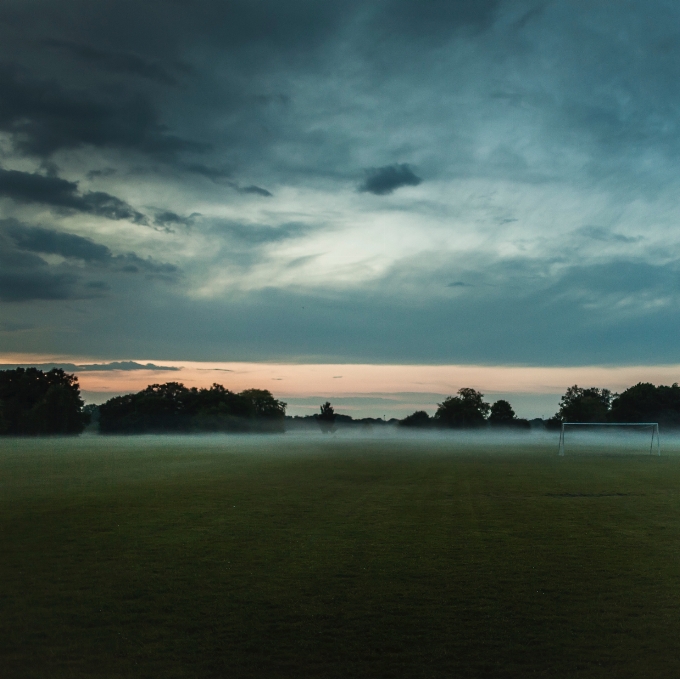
[558, 422, 660, 456]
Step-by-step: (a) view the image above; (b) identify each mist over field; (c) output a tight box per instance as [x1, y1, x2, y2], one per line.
[19, 425, 679, 457]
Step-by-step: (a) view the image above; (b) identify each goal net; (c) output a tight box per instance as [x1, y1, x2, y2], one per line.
[558, 422, 660, 456]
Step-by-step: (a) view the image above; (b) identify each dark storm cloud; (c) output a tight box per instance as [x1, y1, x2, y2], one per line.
[3, 219, 178, 274]
[5, 221, 112, 261]
[0, 256, 177, 302]
[0, 234, 81, 301]
[0, 65, 204, 158]
[0, 0, 506, 187]
[0, 219, 180, 304]
[0, 0, 667, 183]
[0, 0, 358, 165]
[0, 0, 502, 165]
[0, 270, 80, 302]
[359, 164, 422, 195]
[0, 168, 147, 223]
[43, 39, 190, 86]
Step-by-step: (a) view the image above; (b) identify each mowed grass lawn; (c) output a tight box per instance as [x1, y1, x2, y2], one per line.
[2, 435, 680, 678]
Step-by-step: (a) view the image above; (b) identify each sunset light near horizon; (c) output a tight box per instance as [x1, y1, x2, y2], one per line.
[3, 354, 680, 419]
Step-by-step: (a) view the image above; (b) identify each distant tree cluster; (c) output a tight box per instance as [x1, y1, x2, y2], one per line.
[98, 383, 287, 433]
[5, 366, 680, 438]
[0, 368, 88, 435]
[401, 382, 680, 431]
[317, 401, 337, 433]
[400, 410, 431, 428]
[400, 388, 530, 430]
[551, 383, 680, 427]
[287, 405, 398, 431]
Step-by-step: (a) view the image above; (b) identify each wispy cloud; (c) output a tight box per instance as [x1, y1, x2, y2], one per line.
[0, 361, 181, 372]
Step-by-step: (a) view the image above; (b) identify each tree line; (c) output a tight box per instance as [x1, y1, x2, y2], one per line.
[549, 384, 680, 427]
[400, 388, 530, 429]
[0, 369, 286, 435]
[0, 368, 88, 435]
[2, 366, 680, 435]
[400, 383, 680, 430]
[96, 383, 287, 433]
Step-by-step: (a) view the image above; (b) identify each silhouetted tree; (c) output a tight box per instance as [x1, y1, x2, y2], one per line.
[488, 399, 531, 429]
[99, 383, 186, 433]
[400, 410, 431, 427]
[609, 382, 680, 427]
[0, 368, 88, 435]
[434, 388, 490, 428]
[99, 382, 286, 433]
[318, 401, 336, 433]
[241, 389, 288, 419]
[488, 400, 515, 423]
[553, 385, 612, 423]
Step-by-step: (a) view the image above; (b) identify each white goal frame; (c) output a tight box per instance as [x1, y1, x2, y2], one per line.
[558, 422, 660, 456]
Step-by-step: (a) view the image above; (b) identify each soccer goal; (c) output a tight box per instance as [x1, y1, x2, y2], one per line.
[558, 422, 660, 456]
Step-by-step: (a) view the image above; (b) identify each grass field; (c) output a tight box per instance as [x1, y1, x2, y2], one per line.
[2, 432, 680, 678]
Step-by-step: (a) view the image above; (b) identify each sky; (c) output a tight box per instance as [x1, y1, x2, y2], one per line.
[2, 1, 680, 417]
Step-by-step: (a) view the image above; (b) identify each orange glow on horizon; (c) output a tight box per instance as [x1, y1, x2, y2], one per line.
[3, 354, 680, 399]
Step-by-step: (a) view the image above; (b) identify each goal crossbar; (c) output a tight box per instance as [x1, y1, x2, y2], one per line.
[558, 422, 660, 456]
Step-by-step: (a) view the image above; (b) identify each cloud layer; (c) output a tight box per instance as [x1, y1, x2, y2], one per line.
[0, 1, 679, 368]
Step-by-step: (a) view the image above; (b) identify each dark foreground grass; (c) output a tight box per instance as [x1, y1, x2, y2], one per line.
[2, 435, 680, 678]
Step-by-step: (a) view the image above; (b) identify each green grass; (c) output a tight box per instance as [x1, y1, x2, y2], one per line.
[2, 434, 680, 678]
